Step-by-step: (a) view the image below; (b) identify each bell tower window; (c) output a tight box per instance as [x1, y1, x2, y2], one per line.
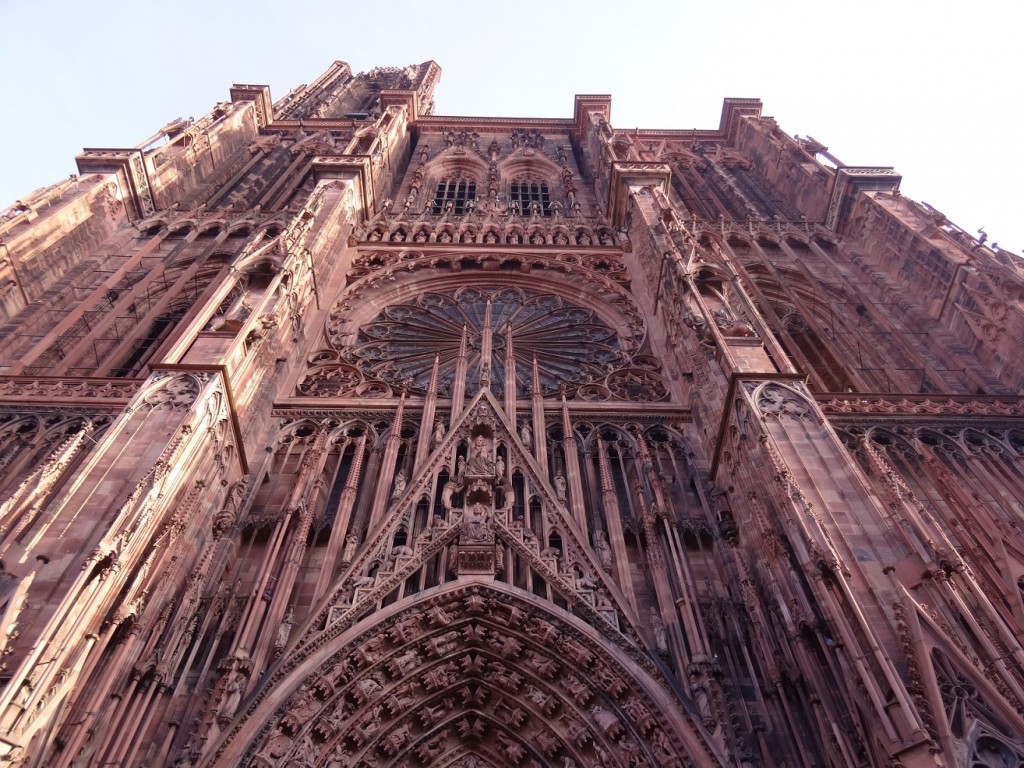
[510, 181, 551, 216]
[432, 179, 476, 214]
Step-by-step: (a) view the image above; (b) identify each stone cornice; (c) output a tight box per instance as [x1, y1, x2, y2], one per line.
[414, 116, 576, 132]
[817, 392, 1024, 423]
[0, 375, 141, 408]
[266, 119, 358, 132]
[273, 401, 689, 421]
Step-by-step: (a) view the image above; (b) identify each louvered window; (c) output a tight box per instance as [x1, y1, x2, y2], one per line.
[510, 181, 551, 216]
[432, 179, 476, 214]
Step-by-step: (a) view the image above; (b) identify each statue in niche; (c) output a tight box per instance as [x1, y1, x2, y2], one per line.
[341, 533, 358, 564]
[651, 608, 669, 655]
[275, 607, 294, 653]
[463, 502, 490, 542]
[217, 672, 245, 723]
[595, 531, 613, 571]
[554, 474, 568, 502]
[519, 420, 532, 448]
[432, 420, 446, 447]
[467, 435, 494, 475]
[391, 471, 407, 500]
[443, 425, 511, 563]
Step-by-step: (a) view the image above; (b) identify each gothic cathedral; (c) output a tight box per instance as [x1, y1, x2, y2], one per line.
[0, 60, 1023, 768]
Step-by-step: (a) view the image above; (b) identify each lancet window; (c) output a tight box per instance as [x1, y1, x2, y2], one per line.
[509, 179, 551, 216]
[431, 178, 476, 214]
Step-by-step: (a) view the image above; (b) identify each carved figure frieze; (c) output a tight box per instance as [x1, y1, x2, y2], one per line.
[820, 394, 1024, 420]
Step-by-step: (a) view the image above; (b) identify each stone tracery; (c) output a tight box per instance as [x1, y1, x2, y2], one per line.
[302, 283, 668, 401]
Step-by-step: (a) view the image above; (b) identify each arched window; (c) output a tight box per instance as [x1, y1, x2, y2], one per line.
[431, 178, 476, 214]
[509, 179, 551, 216]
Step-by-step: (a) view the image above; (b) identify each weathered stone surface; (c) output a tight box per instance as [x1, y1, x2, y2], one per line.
[0, 59, 1021, 768]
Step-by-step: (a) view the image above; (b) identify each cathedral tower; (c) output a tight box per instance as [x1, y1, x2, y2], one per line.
[0, 60, 1023, 767]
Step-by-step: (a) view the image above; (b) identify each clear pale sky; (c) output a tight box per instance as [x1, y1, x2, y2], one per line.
[2, 1, 1021, 254]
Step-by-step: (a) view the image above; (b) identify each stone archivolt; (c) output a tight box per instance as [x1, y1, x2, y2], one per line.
[208, 389, 718, 766]
[216, 582, 715, 768]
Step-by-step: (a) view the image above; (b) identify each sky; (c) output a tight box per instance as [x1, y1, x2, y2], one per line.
[1, 1, 1021, 254]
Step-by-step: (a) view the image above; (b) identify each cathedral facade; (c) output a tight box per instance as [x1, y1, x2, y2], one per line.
[0, 60, 1023, 767]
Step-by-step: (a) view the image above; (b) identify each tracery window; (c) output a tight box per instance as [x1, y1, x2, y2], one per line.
[311, 283, 668, 402]
[345, 286, 621, 397]
[509, 180, 551, 216]
[431, 179, 476, 214]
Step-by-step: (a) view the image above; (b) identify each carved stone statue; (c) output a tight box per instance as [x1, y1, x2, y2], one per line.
[217, 672, 245, 722]
[463, 502, 489, 542]
[432, 420, 446, 447]
[713, 308, 755, 337]
[324, 742, 348, 768]
[595, 530, 613, 571]
[554, 474, 568, 502]
[651, 608, 668, 655]
[519, 420, 532, 448]
[275, 607, 294, 653]
[391, 471, 407, 500]
[342, 533, 358, 564]
[467, 435, 494, 475]
[212, 476, 248, 537]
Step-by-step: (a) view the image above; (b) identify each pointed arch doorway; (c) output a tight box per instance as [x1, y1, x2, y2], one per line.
[205, 580, 725, 767]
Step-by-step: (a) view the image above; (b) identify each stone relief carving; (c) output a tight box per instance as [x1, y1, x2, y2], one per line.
[753, 383, 815, 421]
[223, 584, 700, 768]
[141, 372, 209, 411]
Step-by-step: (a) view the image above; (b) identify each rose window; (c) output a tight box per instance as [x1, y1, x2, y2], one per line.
[344, 286, 627, 398]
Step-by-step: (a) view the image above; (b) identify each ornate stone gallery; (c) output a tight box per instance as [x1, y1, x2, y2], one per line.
[1, 59, 1023, 768]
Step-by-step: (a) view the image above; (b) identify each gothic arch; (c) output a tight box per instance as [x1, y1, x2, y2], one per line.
[136, 371, 207, 411]
[227, 218, 259, 237]
[496, 152, 562, 188]
[750, 381, 817, 421]
[195, 220, 224, 238]
[206, 580, 725, 767]
[929, 646, 1024, 762]
[421, 148, 488, 183]
[165, 217, 196, 238]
